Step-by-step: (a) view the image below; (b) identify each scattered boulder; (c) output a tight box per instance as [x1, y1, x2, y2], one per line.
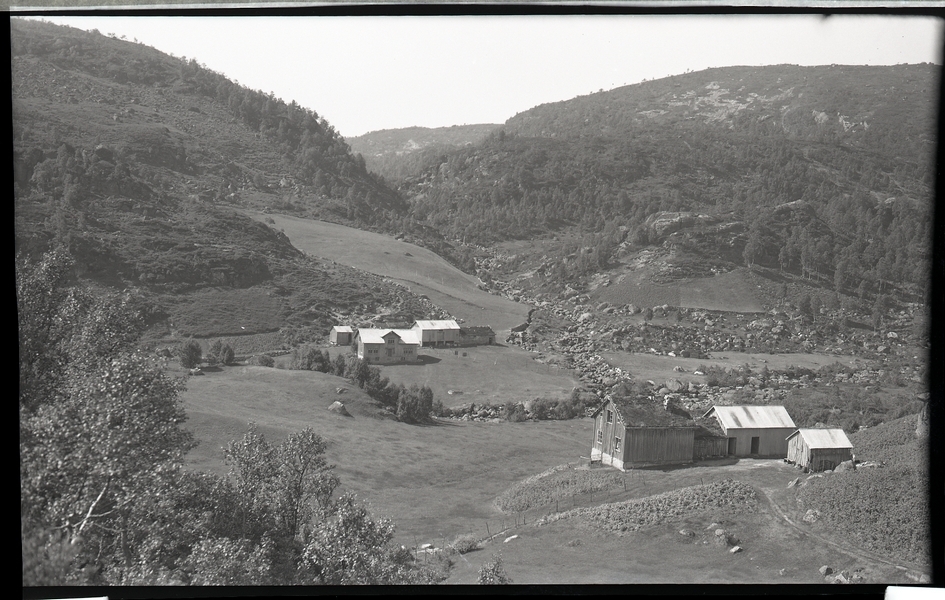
[729, 545, 742, 554]
[335, 387, 347, 394]
[503, 535, 518, 543]
[189, 367, 204, 376]
[327, 401, 351, 417]
[819, 565, 833, 576]
[803, 509, 821, 524]
[679, 529, 695, 537]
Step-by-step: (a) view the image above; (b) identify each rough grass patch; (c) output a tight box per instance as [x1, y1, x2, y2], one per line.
[539, 479, 757, 534]
[494, 467, 627, 513]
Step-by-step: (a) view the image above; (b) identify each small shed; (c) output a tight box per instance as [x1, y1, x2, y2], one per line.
[591, 397, 697, 470]
[330, 325, 354, 346]
[703, 405, 797, 458]
[786, 428, 853, 472]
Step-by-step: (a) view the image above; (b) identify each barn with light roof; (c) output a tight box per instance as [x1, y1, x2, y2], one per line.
[786, 428, 853, 472]
[702, 405, 797, 458]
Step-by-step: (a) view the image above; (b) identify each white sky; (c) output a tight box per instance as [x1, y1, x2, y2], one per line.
[32, 14, 945, 138]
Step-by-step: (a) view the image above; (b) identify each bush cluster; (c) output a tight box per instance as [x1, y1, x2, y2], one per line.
[543, 479, 757, 533]
[450, 534, 480, 555]
[528, 395, 584, 421]
[206, 339, 235, 366]
[248, 354, 275, 367]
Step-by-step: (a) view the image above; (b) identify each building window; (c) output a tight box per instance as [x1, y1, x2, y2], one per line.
[596, 430, 603, 444]
[614, 437, 621, 452]
[606, 410, 613, 424]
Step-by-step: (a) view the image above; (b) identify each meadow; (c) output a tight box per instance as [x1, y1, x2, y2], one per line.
[178, 362, 929, 585]
[244, 211, 529, 333]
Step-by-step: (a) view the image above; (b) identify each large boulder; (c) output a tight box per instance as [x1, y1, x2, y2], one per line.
[328, 401, 351, 417]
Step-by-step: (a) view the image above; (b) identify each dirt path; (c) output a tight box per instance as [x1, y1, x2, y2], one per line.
[757, 486, 930, 579]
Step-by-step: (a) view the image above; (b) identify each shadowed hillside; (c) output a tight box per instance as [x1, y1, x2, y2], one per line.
[12, 18, 451, 345]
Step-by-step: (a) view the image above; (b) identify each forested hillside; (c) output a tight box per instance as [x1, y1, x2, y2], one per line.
[12, 18, 450, 343]
[399, 64, 937, 301]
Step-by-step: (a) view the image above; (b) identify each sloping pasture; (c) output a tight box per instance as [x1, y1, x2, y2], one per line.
[178, 364, 590, 547]
[243, 211, 529, 333]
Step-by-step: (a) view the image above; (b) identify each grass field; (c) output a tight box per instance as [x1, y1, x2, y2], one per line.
[178, 364, 590, 546]
[243, 211, 529, 333]
[373, 344, 580, 407]
[178, 363, 928, 585]
[599, 350, 870, 387]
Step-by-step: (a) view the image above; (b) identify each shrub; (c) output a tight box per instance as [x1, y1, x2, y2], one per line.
[477, 553, 511, 585]
[451, 534, 480, 555]
[529, 396, 582, 421]
[207, 339, 236, 366]
[504, 402, 527, 422]
[178, 338, 202, 368]
[249, 354, 274, 367]
[293, 346, 330, 372]
[396, 385, 434, 424]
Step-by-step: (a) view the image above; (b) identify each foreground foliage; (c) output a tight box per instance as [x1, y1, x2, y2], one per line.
[19, 250, 445, 585]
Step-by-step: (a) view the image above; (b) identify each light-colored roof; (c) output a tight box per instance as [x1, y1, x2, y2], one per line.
[787, 428, 853, 449]
[331, 325, 353, 333]
[357, 328, 420, 345]
[704, 405, 796, 430]
[413, 319, 460, 330]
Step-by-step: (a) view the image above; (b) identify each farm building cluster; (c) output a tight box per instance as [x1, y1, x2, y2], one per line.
[330, 320, 496, 365]
[591, 398, 853, 473]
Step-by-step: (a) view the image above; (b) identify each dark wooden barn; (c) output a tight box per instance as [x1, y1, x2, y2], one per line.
[591, 397, 697, 470]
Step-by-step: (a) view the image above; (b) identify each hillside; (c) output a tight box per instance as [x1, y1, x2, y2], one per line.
[347, 123, 498, 182]
[397, 64, 937, 308]
[12, 18, 451, 345]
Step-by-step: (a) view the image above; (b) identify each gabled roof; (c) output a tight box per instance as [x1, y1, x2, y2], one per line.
[356, 328, 420, 345]
[413, 319, 461, 330]
[703, 405, 796, 430]
[787, 428, 853, 449]
[331, 325, 354, 333]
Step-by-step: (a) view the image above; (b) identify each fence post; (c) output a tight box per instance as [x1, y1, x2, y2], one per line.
[486, 521, 490, 538]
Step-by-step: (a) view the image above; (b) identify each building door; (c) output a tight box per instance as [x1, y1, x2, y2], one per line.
[750, 437, 760, 454]
[727, 438, 736, 455]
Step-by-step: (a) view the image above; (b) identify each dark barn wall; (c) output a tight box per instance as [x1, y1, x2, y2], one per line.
[621, 427, 695, 467]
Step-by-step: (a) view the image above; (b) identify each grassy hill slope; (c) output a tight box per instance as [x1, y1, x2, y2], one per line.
[252, 211, 529, 332]
[12, 18, 452, 346]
